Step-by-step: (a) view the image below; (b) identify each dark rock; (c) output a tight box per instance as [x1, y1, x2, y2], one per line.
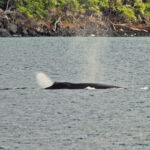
[2, 16, 9, 28]
[17, 25, 28, 36]
[27, 28, 37, 36]
[0, 28, 11, 37]
[21, 27, 28, 36]
[7, 23, 17, 34]
[0, 22, 3, 28]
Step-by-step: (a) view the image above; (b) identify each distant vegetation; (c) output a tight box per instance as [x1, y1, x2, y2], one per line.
[0, 0, 150, 22]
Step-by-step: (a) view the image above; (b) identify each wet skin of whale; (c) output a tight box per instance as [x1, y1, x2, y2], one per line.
[45, 82, 121, 89]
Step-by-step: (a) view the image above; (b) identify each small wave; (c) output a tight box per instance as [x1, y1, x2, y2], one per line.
[0, 87, 36, 91]
[0, 88, 11, 90]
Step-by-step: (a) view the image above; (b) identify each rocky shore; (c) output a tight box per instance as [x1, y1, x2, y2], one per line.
[0, 9, 150, 37]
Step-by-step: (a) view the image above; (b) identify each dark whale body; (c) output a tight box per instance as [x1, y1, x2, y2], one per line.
[45, 82, 121, 89]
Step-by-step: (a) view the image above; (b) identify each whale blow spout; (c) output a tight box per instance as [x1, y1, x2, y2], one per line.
[36, 72, 53, 88]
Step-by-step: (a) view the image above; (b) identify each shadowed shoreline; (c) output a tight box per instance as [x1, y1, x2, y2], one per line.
[0, 10, 150, 37]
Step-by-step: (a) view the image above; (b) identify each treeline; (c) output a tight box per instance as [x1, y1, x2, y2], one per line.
[0, 0, 150, 21]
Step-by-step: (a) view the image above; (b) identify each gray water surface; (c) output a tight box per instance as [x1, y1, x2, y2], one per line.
[0, 37, 150, 150]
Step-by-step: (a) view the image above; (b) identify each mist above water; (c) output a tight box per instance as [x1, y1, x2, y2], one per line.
[81, 38, 107, 82]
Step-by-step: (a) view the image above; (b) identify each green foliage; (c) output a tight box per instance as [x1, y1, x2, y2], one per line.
[98, 0, 109, 8]
[44, 0, 58, 9]
[145, 3, 150, 19]
[78, 0, 100, 13]
[117, 5, 137, 21]
[56, 0, 80, 12]
[134, 2, 145, 15]
[9, 0, 150, 21]
[17, 0, 48, 18]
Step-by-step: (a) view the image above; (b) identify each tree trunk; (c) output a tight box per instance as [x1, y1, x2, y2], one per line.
[122, 0, 127, 5]
[109, 0, 112, 9]
[6, 0, 11, 10]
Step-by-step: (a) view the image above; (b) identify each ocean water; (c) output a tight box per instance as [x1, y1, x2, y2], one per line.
[0, 37, 150, 150]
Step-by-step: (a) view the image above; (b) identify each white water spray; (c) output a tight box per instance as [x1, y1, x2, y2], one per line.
[140, 87, 149, 90]
[85, 86, 95, 90]
[36, 72, 53, 88]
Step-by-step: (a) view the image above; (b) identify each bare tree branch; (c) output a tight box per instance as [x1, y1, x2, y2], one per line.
[6, 0, 11, 10]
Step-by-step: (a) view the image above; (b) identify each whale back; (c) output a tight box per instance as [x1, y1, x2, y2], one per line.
[45, 82, 120, 89]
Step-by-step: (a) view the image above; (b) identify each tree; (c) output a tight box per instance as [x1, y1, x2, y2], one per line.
[108, 0, 118, 10]
[6, 0, 12, 10]
[0, 0, 6, 9]
[78, 0, 100, 14]
[56, 0, 80, 12]
[122, 0, 137, 7]
[17, 0, 53, 18]
[0, 0, 17, 10]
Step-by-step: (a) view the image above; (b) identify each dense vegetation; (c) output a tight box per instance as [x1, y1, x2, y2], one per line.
[0, 0, 150, 22]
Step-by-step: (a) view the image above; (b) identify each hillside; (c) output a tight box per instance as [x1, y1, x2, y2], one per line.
[0, 0, 150, 36]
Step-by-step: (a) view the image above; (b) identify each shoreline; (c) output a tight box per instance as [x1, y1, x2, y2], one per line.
[0, 10, 150, 37]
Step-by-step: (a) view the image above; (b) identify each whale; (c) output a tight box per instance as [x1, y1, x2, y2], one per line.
[45, 82, 121, 89]
[36, 72, 122, 90]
